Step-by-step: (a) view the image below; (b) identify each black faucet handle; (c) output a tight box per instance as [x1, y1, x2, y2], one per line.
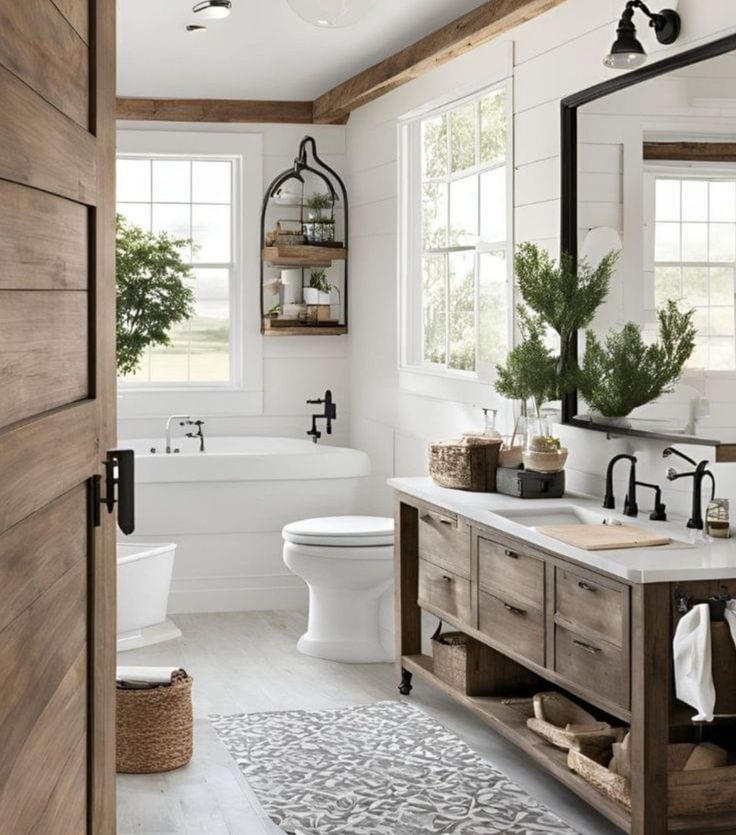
[307, 397, 325, 405]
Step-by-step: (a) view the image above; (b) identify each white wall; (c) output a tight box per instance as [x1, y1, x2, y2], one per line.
[116, 121, 350, 449]
[346, 0, 736, 521]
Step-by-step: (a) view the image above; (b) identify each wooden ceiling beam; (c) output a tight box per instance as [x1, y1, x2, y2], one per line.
[643, 141, 736, 162]
[312, 0, 567, 124]
[116, 97, 318, 124]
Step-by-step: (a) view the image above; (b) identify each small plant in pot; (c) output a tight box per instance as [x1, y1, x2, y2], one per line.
[305, 192, 333, 221]
[578, 299, 697, 425]
[303, 269, 334, 322]
[495, 309, 567, 472]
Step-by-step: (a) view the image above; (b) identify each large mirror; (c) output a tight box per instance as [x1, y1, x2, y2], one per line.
[561, 34, 736, 449]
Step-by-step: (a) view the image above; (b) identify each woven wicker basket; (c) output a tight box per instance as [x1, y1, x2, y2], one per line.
[116, 673, 193, 774]
[429, 438, 500, 492]
[568, 742, 736, 816]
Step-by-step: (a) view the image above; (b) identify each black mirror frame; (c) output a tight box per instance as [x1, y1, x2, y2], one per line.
[559, 32, 736, 447]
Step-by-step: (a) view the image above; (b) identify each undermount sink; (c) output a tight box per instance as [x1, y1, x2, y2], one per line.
[493, 504, 694, 549]
[492, 505, 608, 528]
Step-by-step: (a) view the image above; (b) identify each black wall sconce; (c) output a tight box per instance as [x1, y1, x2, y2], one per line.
[604, 1, 681, 69]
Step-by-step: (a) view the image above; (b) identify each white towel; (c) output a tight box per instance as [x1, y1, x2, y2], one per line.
[116, 665, 181, 686]
[673, 603, 716, 722]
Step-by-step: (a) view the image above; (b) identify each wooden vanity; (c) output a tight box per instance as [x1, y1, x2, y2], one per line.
[393, 482, 736, 835]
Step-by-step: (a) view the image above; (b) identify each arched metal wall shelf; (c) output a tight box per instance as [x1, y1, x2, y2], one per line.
[260, 136, 349, 335]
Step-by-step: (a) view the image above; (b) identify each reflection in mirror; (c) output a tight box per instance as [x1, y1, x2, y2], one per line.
[576, 50, 736, 440]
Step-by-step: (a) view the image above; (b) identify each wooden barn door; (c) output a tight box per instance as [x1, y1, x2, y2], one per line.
[0, 0, 117, 833]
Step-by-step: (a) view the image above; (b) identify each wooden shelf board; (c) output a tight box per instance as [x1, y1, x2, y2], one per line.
[403, 655, 736, 834]
[401, 654, 631, 832]
[263, 325, 347, 336]
[262, 245, 347, 266]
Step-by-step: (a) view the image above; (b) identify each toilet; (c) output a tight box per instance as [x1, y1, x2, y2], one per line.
[282, 516, 394, 663]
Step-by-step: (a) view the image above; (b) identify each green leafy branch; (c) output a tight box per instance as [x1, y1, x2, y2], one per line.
[578, 300, 697, 418]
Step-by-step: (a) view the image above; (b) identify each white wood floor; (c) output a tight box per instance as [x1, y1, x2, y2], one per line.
[117, 611, 621, 835]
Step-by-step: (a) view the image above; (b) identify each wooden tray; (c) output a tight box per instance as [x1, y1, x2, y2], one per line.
[536, 523, 670, 551]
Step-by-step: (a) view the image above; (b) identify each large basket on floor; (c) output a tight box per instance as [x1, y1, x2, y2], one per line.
[116, 673, 194, 774]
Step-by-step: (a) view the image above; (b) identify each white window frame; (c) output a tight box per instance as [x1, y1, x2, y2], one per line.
[116, 129, 264, 417]
[644, 160, 736, 377]
[398, 78, 514, 401]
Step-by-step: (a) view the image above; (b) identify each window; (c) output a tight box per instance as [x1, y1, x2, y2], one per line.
[401, 83, 512, 380]
[653, 174, 736, 371]
[117, 155, 236, 385]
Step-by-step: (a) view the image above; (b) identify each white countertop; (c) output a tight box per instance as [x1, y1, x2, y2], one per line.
[389, 477, 736, 584]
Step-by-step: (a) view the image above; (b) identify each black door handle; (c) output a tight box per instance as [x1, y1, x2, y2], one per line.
[95, 449, 135, 535]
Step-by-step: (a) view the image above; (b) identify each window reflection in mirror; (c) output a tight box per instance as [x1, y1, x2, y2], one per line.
[576, 50, 736, 439]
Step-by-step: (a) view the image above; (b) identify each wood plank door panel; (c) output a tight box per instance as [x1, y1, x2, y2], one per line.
[0, 0, 117, 833]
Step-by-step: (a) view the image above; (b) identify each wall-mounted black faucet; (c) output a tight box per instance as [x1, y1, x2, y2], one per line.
[603, 454, 639, 517]
[663, 447, 715, 530]
[306, 390, 336, 444]
[185, 419, 206, 453]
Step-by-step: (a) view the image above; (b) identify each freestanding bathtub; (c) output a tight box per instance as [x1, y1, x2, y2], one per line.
[117, 541, 181, 652]
[120, 437, 375, 617]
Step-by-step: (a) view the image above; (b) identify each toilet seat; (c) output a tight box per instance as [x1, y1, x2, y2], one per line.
[282, 515, 394, 548]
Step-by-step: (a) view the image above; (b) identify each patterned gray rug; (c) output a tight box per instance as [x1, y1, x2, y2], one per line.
[210, 700, 579, 835]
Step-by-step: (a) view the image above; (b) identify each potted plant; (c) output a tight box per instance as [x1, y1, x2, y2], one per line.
[495, 309, 567, 472]
[116, 215, 195, 376]
[267, 303, 281, 320]
[303, 269, 332, 305]
[578, 299, 696, 425]
[305, 192, 333, 220]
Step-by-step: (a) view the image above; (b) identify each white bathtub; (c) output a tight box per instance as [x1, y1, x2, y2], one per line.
[117, 542, 181, 653]
[121, 437, 372, 614]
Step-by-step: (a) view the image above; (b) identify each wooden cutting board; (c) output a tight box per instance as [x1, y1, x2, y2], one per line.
[536, 524, 671, 551]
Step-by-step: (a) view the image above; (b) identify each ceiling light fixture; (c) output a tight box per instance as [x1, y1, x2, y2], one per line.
[286, 0, 377, 29]
[603, 1, 681, 70]
[192, 0, 232, 20]
[186, 24, 208, 32]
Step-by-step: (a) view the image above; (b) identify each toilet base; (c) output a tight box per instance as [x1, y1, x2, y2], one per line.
[297, 583, 393, 664]
[297, 634, 391, 663]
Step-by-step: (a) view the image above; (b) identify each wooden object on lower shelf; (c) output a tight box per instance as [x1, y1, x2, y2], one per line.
[262, 245, 347, 266]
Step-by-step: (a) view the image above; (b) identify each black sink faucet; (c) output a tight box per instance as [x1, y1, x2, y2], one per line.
[603, 454, 639, 517]
[306, 390, 337, 444]
[663, 447, 715, 530]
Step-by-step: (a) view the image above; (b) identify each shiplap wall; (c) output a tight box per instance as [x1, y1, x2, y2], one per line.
[346, 0, 736, 519]
[116, 121, 350, 447]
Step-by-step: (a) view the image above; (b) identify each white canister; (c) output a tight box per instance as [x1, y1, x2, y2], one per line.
[303, 287, 331, 305]
[281, 268, 302, 304]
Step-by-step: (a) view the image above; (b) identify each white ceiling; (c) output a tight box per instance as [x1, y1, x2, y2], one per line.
[117, 0, 490, 100]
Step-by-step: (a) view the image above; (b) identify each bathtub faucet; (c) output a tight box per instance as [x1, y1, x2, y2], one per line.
[306, 390, 336, 444]
[165, 414, 191, 454]
[185, 419, 206, 453]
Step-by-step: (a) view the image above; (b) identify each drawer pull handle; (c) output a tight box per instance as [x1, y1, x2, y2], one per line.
[441, 575, 453, 582]
[578, 581, 596, 592]
[503, 603, 525, 617]
[421, 513, 453, 526]
[573, 639, 601, 655]
[504, 549, 519, 559]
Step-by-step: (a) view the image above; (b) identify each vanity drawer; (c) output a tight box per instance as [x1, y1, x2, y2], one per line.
[478, 589, 545, 667]
[555, 567, 626, 648]
[478, 536, 544, 609]
[418, 507, 471, 579]
[555, 624, 629, 710]
[418, 558, 472, 626]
